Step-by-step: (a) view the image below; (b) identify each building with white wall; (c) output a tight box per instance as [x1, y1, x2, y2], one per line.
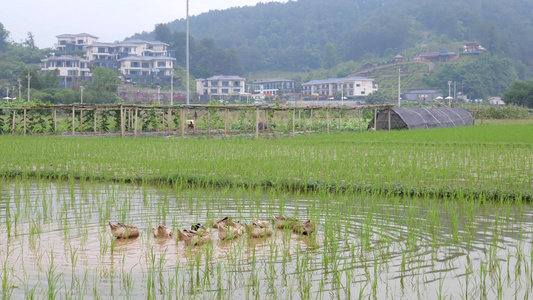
[196, 76, 246, 100]
[55, 33, 99, 52]
[85, 39, 175, 84]
[251, 79, 296, 95]
[41, 55, 91, 88]
[302, 77, 377, 98]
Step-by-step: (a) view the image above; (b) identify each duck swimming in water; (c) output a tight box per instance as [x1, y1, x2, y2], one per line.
[246, 219, 274, 238]
[152, 225, 173, 238]
[108, 222, 140, 239]
[293, 220, 315, 236]
[272, 215, 299, 229]
[178, 223, 212, 246]
[218, 221, 245, 240]
[212, 216, 232, 228]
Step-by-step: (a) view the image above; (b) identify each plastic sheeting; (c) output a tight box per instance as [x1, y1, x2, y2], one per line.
[371, 107, 474, 130]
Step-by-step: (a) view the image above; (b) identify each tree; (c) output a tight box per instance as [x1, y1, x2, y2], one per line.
[321, 43, 340, 70]
[502, 80, 533, 108]
[365, 90, 388, 104]
[154, 24, 172, 44]
[88, 67, 120, 103]
[0, 22, 9, 52]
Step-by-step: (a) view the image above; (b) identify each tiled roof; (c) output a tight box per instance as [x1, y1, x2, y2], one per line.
[303, 77, 373, 85]
[41, 55, 89, 62]
[118, 56, 175, 61]
[56, 33, 98, 38]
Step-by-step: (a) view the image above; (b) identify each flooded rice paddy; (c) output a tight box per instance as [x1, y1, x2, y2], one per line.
[1, 180, 533, 299]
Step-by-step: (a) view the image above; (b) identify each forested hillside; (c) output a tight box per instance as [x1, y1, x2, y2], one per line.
[131, 0, 533, 73]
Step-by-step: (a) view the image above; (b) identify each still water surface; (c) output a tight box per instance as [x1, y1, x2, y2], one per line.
[0, 181, 532, 299]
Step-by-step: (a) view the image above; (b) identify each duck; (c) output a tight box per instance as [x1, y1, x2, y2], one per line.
[108, 222, 140, 239]
[212, 216, 232, 229]
[217, 221, 245, 240]
[152, 225, 173, 238]
[178, 223, 212, 246]
[293, 220, 315, 236]
[272, 215, 299, 229]
[245, 219, 274, 238]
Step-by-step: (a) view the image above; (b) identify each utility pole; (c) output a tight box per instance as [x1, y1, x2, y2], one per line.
[186, 0, 190, 105]
[397, 67, 401, 107]
[27, 72, 32, 102]
[80, 86, 84, 104]
[18, 78, 21, 99]
[5, 87, 9, 102]
[170, 69, 174, 105]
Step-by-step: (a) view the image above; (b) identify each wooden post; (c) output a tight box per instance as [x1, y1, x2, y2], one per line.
[93, 109, 97, 133]
[80, 110, 83, 133]
[264, 110, 268, 132]
[167, 108, 172, 136]
[120, 105, 125, 138]
[53, 109, 57, 133]
[224, 109, 228, 137]
[207, 110, 211, 137]
[12, 110, 16, 135]
[303, 109, 306, 134]
[292, 108, 296, 137]
[23, 108, 27, 136]
[338, 111, 341, 131]
[129, 109, 133, 130]
[309, 109, 313, 135]
[373, 108, 377, 132]
[298, 110, 301, 130]
[180, 108, 185, 137]
[72, 106, 75, 136]
[388, 107, 391, 131]
[326, 110, 330, 135]
[358, 109, 362, 133]
[134, 107, 138, 137]
[255, 108, 259, 140]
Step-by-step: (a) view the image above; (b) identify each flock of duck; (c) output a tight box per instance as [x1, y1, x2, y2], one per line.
[108, 216, 315, 246]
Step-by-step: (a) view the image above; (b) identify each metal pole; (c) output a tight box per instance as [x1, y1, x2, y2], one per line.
[398, 67, 401, 107]
[80, 86, 84, 104]
[27, 72, 31, 102]
[170, 70, 174, 105]
[186, 0, 190, 105]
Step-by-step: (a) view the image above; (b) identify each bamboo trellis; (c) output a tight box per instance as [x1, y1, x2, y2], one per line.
[1, 103, 394, 138]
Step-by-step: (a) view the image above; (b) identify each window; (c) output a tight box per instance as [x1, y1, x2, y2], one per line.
[77, 39, 84, 44]
[142, 62, 150, 68]
[222, 89, 229, 94]
[234, 81, 240, 86]
[210, 89, 218, 94]
[361, 91, 365, 95]
[157, 61, 166, 67]
[350, 84, 354, 88]
[131, 62, 140, 68]
[222, 81, 229, 87]
[142, 71, 149, 75]
[356, 84, 361, 87]
[211, 81, 218, 86]
[234, 89, 241, 93]
[98, 47, 106, 53]
[129, 70, 139, 75]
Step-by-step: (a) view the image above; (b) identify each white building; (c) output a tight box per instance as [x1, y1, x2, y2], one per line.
[196, 76, 246, 99]
[41, 55, 91, 88]
[85, 39, 175, 84]
[55, 33, 99, 52]
[118, 56, 176, 84]
[302, 77, 378, 98]
[252, 79, 296, 95]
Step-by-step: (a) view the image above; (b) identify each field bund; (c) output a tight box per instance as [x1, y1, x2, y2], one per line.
[0, 123, 531, 200]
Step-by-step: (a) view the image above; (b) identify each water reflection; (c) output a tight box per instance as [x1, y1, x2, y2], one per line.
[0, 180, 531, 299]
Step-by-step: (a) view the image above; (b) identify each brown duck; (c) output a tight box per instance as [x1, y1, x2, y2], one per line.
[109, 222, 140, 239]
